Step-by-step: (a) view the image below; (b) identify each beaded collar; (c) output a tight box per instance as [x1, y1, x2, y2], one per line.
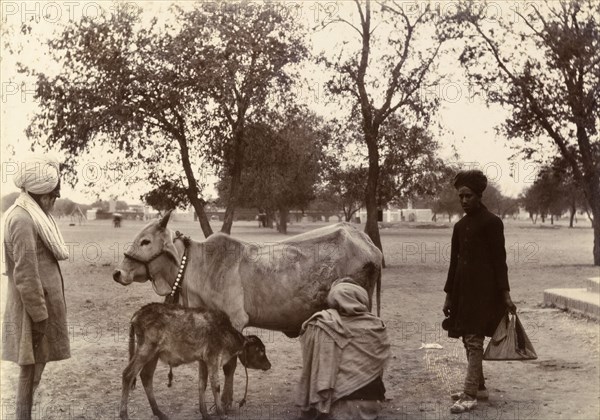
[164, 231, 191, 305]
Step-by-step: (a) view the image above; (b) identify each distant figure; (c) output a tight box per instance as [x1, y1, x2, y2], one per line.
[297, 279, 390, 419]
[3, 155, 71, 420]
[442, 170, 517, 414]
[257, 211, 267, 228]
[113, 214, 122, 228]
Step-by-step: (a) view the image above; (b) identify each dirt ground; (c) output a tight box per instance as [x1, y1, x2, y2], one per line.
[1, 218, 598, 420]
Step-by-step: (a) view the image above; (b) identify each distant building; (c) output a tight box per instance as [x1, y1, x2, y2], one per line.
[86, 208, 99, 220]
[128, 204, 145, 213]
[357, 203, 434, 224]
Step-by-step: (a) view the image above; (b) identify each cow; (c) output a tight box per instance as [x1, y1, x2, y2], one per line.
[119, 302, 271, 420]
[112, 211, 382, 408]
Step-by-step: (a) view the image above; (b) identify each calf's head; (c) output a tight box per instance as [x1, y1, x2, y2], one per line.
[112, 210, 179, 295]
[238, 335, 271, 371]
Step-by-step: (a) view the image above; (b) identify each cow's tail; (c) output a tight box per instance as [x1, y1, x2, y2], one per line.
[359, 261, 381, 316]
[376, 265, 381, 317]
[168, 366, 174, 387]
[129, 323, 137, 389]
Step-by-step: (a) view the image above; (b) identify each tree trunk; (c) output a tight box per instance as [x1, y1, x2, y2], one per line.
[594, 222, 600, 266]
[221, 127, 246, 234]
[189, 196, 213, 238]
[586, 182, 600, 265]
[574, 125, 600, 265]
[266, 209, 275, 228]
[363, 131, 384, 266]
[346, 208, 359, 222]
[176, 131, 213, 238]
[569, 205, 576, 228]
[278, 207, 289, 234]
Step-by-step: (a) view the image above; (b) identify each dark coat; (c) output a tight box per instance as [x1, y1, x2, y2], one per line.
[2, 207, 71, 365]
[444, 205, 510, 337]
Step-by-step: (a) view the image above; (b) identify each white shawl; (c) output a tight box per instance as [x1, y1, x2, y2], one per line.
[5, 192, 69, 260]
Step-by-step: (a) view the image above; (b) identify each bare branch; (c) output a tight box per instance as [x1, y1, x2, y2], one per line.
[354, 0, 366, 25]
[386, 42, 444, 120]
[322, 17, 363, 37]
[467, 19, 580, 175]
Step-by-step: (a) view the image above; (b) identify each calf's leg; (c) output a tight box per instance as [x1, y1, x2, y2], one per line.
[221, 312, 249, 409]
[140, 355, 168, 420]
[197, 360, 210, 420]
[208, 355, 225, 419]
[221, 357, 237, 410]
[120, 354, 150, 420]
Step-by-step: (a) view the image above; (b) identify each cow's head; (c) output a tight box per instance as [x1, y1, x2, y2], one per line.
[112, 210, 179, 295]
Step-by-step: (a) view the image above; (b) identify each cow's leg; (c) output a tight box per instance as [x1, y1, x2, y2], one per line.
[140, 355, 168, 420]
[208, 355, 225, 419]
[197, 360, 210, 420]
[222, 313, 249, 409]
[120, 354, 150, 420]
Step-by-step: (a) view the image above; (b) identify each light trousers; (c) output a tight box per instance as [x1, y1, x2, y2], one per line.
[462, 334, 485, 397]
[16, 363, 46, 420]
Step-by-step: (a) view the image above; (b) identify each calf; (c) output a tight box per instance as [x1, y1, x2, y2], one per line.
[119, 303, 271, 420]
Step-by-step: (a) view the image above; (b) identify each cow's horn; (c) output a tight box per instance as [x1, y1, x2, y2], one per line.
[159, 209, 173, 229]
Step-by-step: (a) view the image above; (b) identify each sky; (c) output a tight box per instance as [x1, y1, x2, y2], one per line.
[0, 0, 543, 205]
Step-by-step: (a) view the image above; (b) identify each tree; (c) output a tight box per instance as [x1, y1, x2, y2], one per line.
[321, 165, 367, 222]
[307, 196, 343, 222]
[26, 4, 214, 236]
[52, 198, 77, 218]
[481, 184, 519, 219]
[320, 164, 367, 222]
[521, 169, 566, 224]
[528, 157, 586, 228]
[321, 0, 447, 259]
[216, 109, 328, 234]
[411, 162, 460, 222]
[432, 183, 464, 223]
[520, 186, 541, 224]
[317, 116, 445, 223]
[377, 117, 446, 209]
[26, 2, 307, 238]
[179, 2, 309, 234]
[498, 196, 521, 220]
[90, 200, 110, 212]
[142, 180, 189, 214]
[455, 0, 600, 264]
[546, 156, 589, 227]
[116, 201, 129, 211]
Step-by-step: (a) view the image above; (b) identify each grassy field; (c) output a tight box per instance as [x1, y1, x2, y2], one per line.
[1, 218, 598, 419]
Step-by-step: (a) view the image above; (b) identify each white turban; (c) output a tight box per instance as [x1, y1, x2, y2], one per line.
[13, 155, 61, 195]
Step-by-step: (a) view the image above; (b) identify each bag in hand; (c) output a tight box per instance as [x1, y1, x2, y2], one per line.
[483, 313, 537, 361]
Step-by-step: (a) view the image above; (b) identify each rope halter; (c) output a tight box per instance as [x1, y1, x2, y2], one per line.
[123, 231, 191, 304]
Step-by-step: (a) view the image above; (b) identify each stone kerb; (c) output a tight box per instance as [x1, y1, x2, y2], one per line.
[543, 277, 600, 320]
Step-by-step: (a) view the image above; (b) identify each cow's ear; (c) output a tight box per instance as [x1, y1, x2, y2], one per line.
[159, 209, 173, 229]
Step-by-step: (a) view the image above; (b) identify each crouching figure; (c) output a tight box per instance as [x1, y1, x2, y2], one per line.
[296, 279, 390, 419]
[119, 303, 271, 420]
